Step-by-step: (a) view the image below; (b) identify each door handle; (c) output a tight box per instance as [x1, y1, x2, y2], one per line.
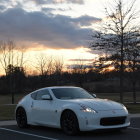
[31, 101, 34, 108]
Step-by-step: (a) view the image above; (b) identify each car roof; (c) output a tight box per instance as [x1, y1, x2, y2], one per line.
[40, 86, 80, 90]
[30, 86, 81, 94]
[48, 86, 80, 90]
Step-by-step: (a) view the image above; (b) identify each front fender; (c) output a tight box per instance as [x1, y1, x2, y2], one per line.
[61, 103, 80, 116]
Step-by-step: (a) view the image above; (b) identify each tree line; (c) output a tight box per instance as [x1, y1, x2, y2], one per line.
[0, 41, 139, 104]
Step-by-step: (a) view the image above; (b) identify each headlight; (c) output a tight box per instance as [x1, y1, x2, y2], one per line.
[79, 104, 97, 113]
[121, 104, 128, 112]
[123, 106, 127, 110]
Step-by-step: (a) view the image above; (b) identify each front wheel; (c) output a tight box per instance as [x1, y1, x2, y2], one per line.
[61, 110, 79, 135]
[16, 107, 28, 128]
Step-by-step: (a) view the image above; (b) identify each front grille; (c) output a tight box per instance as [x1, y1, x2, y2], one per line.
[100, 116, 126, 126]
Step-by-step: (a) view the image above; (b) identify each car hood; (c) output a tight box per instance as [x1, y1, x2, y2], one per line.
[66, 98, 123, 111]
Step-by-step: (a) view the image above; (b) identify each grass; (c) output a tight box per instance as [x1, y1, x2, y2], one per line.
[0, 94, 27, 105]
[97, 92, 140, 102]
[0, 94, 26, 121]
[0, 105, 16, 120]
[125, 103, 140, 114]
[0, 92, 140, 121]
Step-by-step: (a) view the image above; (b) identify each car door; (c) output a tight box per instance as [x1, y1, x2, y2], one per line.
[31, 89, 57, 126]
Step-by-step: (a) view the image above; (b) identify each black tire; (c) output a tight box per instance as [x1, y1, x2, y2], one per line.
[61, 110, 79, 135]
[16, 107, 28, 128]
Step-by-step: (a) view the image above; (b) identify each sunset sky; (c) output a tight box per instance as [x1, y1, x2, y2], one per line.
[0, 0, 139, 74]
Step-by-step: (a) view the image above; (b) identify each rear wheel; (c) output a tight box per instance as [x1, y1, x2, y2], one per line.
[61, 110, 79, 135]
[16, 107, 28, 128]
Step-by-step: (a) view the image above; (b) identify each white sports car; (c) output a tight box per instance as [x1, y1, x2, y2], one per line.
[16, 86, 130, 135]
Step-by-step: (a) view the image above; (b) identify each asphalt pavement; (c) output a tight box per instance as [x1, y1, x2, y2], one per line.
[0, 116, 140, 140]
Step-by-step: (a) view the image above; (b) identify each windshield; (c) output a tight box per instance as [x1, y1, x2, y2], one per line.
[51, 88, 94, 100]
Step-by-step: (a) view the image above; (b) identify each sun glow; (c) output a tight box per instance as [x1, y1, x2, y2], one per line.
[0, 47, 97, 75]
[25, 47, 97, 66]
[107, 66, 115, 71]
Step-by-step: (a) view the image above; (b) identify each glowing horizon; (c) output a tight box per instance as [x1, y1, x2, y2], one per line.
[0, 0, 139, 75]
[0, 47, 98, 75]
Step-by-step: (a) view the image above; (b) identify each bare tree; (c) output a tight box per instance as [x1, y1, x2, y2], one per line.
[35, 54, 57, 86]
[0, 41, 15, 75]
[0, 41, 26, 104]
[52, 57, 64, 85]
[0, 41, 25, 75]
[71, 58, 88, 87]
[125, 30, 140, 103]
[90, 0, 139, 103]
[35, 54, 54, 76]
[35, 54, 48, 76]
[53, 57, 64, 74]
[72, 59, 86, 74]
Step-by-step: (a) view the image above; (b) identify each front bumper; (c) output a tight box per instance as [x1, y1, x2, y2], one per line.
[77, 109, 130, 131]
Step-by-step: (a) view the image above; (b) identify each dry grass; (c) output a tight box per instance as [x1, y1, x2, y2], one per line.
[97, 92, 140, 103]
[125, 103, 140, 114]
[0, 94, 26, 120]
[0, 94, 27, 105]
[0, 105, 16, 120]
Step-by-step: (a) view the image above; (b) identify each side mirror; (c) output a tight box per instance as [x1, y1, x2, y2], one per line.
[92, 94, 97, 98]
[41, 95, 52, 100]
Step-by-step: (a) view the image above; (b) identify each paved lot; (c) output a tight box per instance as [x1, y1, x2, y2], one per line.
[0, 118, 140, 140]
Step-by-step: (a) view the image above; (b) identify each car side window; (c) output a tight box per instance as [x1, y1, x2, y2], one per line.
[31, 91, 37, 100]
[36, 89, 50, 100]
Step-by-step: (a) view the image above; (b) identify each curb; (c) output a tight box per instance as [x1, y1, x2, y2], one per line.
[129, 114, 140, 118]
[0, 120, 16, 126]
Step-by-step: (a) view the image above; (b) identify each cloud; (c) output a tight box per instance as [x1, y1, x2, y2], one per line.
[0, 8, 98, 49]
[0, 5, 5, 11]
[69, 59, 94, 62]
[41, 7, 72, 14]
[67, 64, 93, 69]
[41, 7, 56, 13]
[72, 15, 101, 26]
[32, 0, 84, 5]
